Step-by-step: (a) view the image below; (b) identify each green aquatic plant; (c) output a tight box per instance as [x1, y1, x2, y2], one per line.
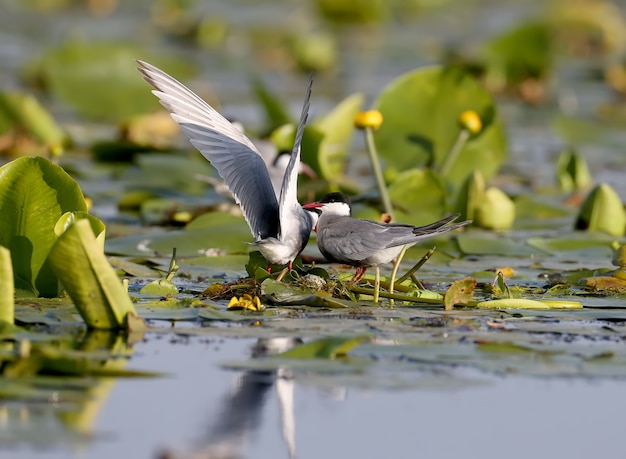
[0, 157, 87, 297]
[575, 183, 626, 236]
[0, 246, 14, 325]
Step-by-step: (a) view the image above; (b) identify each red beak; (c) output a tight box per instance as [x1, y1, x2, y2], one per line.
[302, 201, 323, 209]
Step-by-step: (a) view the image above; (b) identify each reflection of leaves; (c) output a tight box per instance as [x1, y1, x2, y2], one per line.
[278, 335, 369, 359]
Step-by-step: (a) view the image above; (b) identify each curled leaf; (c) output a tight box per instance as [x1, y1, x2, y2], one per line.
[48, 219, 136, 329]
[575, 183, 626, 236]
[443, 277, 477, 310]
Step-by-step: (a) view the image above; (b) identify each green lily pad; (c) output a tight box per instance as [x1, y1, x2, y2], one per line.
[105, 212, 253, 257]
[483, 21, 553, 90]
[456, 235, 545, 257]
[139, 279, 179, 296]
[307, 93, 364, 182]
[108, 257, 160, 277]
[0, 157, 86, 297]
[27, 41, 194, 121]
[373, 66, 507, 188]
[527, 236, 615, 254]
[444, 276, 477, 310]
[387, 168, 447, 224]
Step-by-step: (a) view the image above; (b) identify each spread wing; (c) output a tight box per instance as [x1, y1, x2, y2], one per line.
[277, 72, 314, 240]
[136, 60, 279, 240]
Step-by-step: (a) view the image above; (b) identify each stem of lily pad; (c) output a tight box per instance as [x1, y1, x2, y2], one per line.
[365, 127, 394, 219]
[374, 266, 380, 304]
[440, 129, 470, 177]
[396, 247, 436, 284]
[349, 285, 459, 305]
[388, 245, 408, 306]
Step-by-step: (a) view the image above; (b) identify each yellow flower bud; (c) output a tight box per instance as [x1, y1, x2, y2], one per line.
[227, 294, 264, 311]
[354, 110, 383, 130]
[459, 110, 482, 134]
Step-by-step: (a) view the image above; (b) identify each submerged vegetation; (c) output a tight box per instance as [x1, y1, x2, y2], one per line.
[3, 0, 626, 451]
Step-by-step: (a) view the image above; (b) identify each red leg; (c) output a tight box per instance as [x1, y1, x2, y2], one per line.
[288, 260, 293, 271]
[352, 267, 367, 283]
[267, 264, 272, 273]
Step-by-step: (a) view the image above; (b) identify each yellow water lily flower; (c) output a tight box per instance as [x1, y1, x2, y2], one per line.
[227, 294, 264, 311]
[459, 110, 482, 134]
[354, 110, 383, 130]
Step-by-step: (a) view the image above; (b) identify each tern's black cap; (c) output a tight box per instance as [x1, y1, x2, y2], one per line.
[318, 192, 351, 206]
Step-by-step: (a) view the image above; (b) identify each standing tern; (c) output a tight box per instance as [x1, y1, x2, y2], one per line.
[136, 61, 316, 274]
[303, 192, 471, 300]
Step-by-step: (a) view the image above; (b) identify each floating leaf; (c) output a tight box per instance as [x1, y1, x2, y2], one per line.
[444, 277, 477, 310]
[514, 195, 573, 222]
[106, 212, 253, 258]
[475, 299, 582, 309]
[108, 257, 159, 277]
[48, 219, 136, 329]
[28, 41, 194, 121]
[579, 275, 626, 293]
[457, 235, 542, 257]
[373, 66, 507, 188]
[0, 157, 86, 297]
[527, 236, 614, 254]
[139, 279, 178, 296]
[197, 308, 251, 321]
[278, 335, 369, 359]
[140, 248, 179, 295]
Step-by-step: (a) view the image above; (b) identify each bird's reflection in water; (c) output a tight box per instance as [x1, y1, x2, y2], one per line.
[157, 337, 302, 459]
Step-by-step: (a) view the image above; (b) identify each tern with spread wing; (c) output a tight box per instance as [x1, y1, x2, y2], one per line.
[303, 192, 471, 300]
[137, 60, 315, 273]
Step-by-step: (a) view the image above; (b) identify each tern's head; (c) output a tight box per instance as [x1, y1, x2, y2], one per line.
[302, 192, 352, 217]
